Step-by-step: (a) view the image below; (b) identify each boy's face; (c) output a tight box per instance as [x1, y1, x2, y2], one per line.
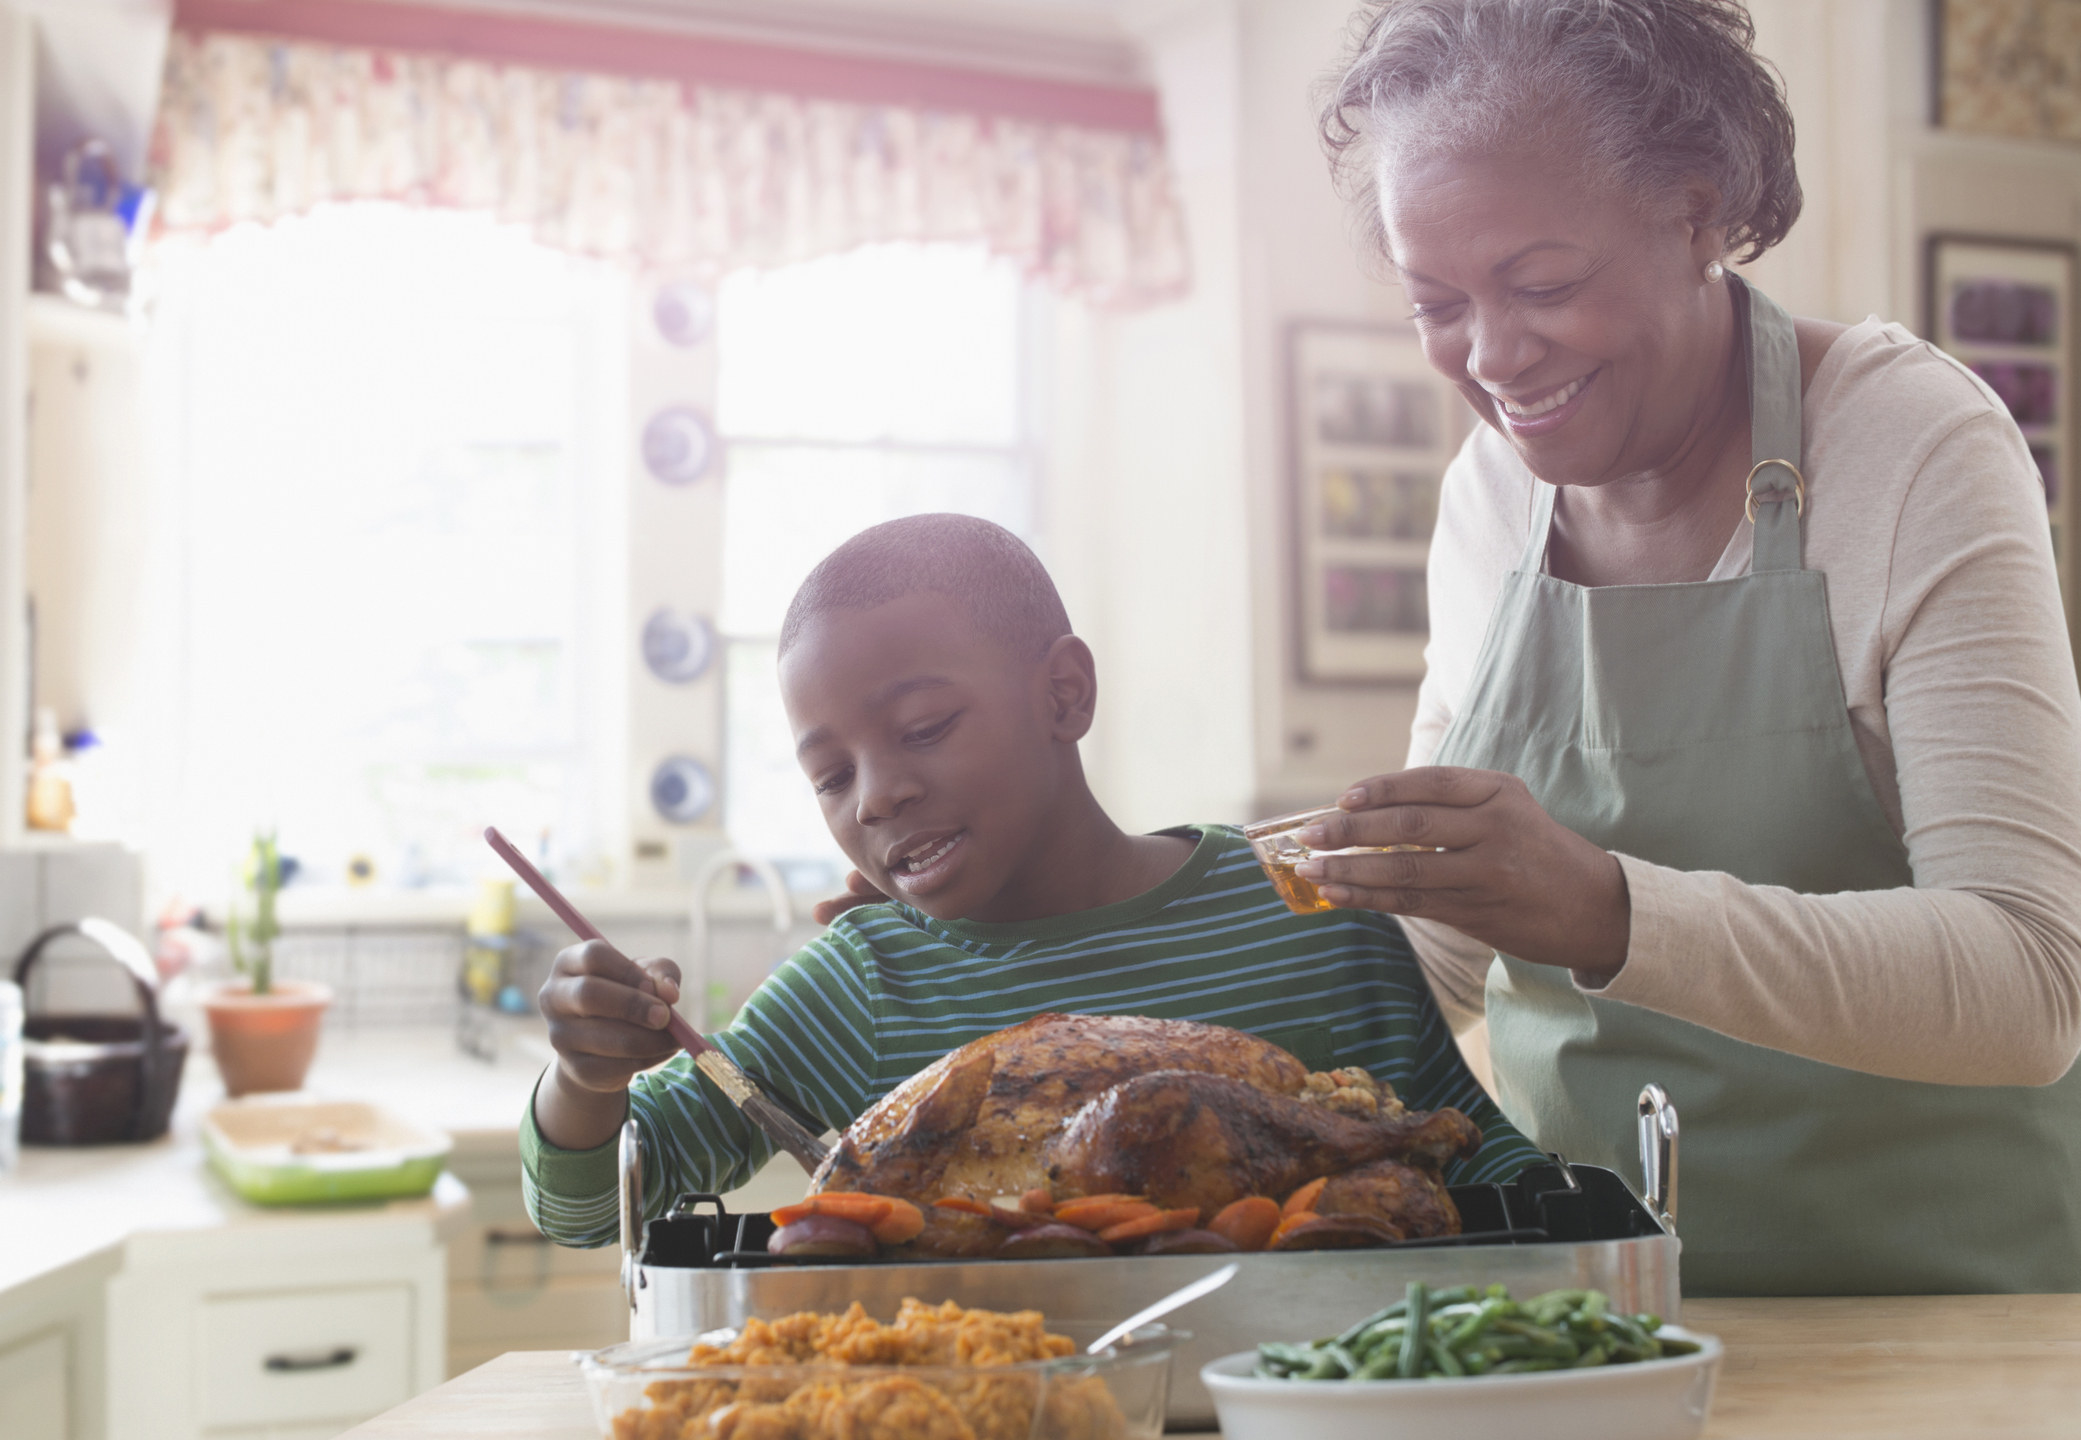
[780, 593, 1084, 923]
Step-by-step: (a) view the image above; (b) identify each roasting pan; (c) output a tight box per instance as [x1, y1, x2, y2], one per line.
[619, 1087, 1684, 1431]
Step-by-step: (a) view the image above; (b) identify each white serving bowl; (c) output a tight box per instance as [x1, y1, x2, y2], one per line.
[1201, 1325, 1722, 1440]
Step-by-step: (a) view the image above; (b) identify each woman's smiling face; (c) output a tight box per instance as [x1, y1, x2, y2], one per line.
[1379, 143, 1729, 488]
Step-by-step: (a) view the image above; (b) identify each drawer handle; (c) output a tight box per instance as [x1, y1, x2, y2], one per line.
[264, 1346, 359, 1373]
[484, 1227, 553, 1245]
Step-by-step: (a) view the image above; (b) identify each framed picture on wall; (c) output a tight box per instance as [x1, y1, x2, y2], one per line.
[1924, 235, 2076, 575]
[1287, 321, 1464, 681]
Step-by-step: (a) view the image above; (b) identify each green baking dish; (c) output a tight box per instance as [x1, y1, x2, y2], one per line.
[203, 1095, 452, 1204]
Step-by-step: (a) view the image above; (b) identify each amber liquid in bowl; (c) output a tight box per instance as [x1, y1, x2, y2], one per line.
[1244, 804, 1433, 916]
[1261, 859, 1334, 915]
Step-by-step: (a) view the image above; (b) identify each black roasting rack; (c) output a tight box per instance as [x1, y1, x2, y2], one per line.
[638, 1158, 1665, 1272]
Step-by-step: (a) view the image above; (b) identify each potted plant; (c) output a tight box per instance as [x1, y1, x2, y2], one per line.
[202, 832, 331, 1096]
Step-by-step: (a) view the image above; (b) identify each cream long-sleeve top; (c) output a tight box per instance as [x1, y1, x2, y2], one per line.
[1403, 317, 2081, 1088]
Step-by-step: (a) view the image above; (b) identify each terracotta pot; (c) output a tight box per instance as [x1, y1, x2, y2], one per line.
[203, 980, 332, 1097]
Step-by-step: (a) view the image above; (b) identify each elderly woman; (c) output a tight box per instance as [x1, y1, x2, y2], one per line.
[1294, 0, 2081, 1294]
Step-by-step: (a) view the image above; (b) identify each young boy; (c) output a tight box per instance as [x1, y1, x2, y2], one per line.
[525, 515, 1541, 1244]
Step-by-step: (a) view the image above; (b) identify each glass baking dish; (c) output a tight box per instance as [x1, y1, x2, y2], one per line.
[578, 1322, 1182, 1440]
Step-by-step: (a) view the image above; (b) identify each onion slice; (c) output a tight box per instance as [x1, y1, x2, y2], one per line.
[768, 1215, 879, 1259]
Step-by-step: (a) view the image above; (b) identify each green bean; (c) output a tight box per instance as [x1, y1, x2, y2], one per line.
[1492, 1358, 1562, 1374]
[1396, 1283, 1430, 1380]
[1353, 1319, 1407, 1354]
[1573, 1343, 1610, 1368]
[1425, 1337, 1465, 1377]
[1353, 1346, 1402, 1381]
[1445, 1297, 1509, 1351]
[1296, 1347, 1344, 1381]
[1333, 1302, 1407, 1348]
[1528, 1288, 1589, 1325]
[1258, 1342, 1313, 1376]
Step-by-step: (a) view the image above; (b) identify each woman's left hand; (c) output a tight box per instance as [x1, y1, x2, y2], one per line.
[1293, 766, 1631, 980]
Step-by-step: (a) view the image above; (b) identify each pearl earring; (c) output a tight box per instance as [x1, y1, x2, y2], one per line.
[1704, 260, 1726, 284]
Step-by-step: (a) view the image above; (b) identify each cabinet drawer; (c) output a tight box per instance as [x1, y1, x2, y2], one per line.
[449, 1272, 625, 1352]
[450, 1220, 621, 1284]
[201, 1286, 412, 1430]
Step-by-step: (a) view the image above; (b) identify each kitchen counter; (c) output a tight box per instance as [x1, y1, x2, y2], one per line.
[335, 1293, 2081, 1438]
[0, 1017, 808, 1296]
[0, 1026, 542, 1293]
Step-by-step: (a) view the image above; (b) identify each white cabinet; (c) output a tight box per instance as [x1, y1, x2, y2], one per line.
[105, 1200, 451, 1440]
[0, 1248, 115, 1440]
[0, 1329, 70, 1440]
[444, 1135, 621, 1377]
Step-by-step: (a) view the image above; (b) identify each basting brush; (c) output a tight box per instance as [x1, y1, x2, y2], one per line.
[483, 826, 832, 1174]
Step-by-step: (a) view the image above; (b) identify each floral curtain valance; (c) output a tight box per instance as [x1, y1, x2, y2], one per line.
[150, 30, 1191, 308]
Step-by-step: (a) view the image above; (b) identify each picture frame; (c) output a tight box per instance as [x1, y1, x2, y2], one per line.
[1931, 0, 2081, 143]
[1286, 321, 1464, 682]
[1923, 236, 2077, 622]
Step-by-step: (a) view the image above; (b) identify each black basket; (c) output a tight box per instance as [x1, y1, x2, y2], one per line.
[639, 1159, 1663, 1271]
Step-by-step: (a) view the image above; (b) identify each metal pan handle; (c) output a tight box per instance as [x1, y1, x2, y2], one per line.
[1637, 1084, 1679, 1234]
[619, 1118, 645, 1312]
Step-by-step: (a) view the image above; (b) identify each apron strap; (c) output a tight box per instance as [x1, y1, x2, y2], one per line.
[1518, 480, 1559, 573]
[1742, 279, 1807, 573]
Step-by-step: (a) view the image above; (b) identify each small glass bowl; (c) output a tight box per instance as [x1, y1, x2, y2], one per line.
[1243, 805, 1425, 915]
[578, 1322, 1183, 1440]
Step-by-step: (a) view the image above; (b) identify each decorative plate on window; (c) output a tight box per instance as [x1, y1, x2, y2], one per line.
[641, 608, 717, 684]
[652, 280, 716, 348]
[641, 406, 718, 486]
[650, 755, 716, 825]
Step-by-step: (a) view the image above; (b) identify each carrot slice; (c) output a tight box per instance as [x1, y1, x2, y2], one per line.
[1054, 1198, 1159, 1232]
[1270, 1210, 1319, 1245]
[772, 1192, 894, 1230]
[1052, 1193, 1144, 1212]
[1282, 1177, 1328, 1217]
[869, 1197, 926, 1245]
[1020, 1188, 1056, 1216]
[1209, 1196, 1282, 1251]
[932, 1196, 992, 1217]
[1098, 1207, 1201, 1244]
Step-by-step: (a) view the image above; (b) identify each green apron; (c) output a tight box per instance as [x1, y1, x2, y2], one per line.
[1432, 279, 2081, 1295]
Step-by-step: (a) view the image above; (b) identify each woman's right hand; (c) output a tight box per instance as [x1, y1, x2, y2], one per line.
[533, 941, 682, 1149]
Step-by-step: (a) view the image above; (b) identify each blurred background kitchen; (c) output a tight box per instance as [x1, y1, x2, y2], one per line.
[0, 1, 2077, 1436]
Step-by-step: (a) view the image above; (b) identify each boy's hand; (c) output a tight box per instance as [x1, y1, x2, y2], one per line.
[811, 869, 887, 926]
[534, 941, 683, 1150]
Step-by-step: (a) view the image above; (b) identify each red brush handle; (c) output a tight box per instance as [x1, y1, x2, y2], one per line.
[482, 826, 709, 1055]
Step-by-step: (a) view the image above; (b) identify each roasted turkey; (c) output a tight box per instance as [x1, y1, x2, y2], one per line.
[807, 1013, 1481, 1258]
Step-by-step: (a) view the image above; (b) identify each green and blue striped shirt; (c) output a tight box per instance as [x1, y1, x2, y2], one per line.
[522, 826, 1543, 1245]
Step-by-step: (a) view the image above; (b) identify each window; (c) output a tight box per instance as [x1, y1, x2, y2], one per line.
[715, 244, 1036, 868]
[144, 205, 628, 894]
[138, 220, 1031, 897]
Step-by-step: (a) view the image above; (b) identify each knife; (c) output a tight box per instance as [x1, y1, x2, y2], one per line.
[483, 826, 832, 1173]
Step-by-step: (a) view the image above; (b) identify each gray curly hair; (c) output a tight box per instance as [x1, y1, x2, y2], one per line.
[1320, 0, 1800, 265]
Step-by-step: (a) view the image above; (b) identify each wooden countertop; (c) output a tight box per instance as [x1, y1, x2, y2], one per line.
[340, 1292, 2081, 1438]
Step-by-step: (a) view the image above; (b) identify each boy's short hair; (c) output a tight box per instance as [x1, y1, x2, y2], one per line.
[779, 514, 1073, 660]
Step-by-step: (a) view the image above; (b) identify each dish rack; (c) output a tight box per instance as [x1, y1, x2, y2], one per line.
[618, 1088, 1683, 1431]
